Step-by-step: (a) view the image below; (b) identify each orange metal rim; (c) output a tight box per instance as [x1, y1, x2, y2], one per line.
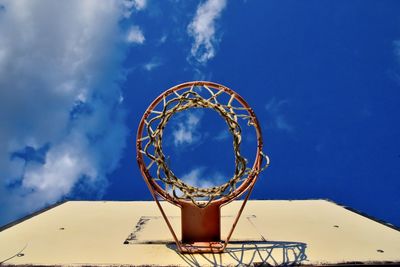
[136, 81, 264, 207]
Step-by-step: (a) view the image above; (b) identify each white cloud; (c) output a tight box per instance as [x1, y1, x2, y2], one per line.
[122, 0, 147, 17]
[265, 98, 294, 133]
[394, 40, 400, 60]
[127, 25, 145, 44]
[214, 129, 230, 141]
[181, 168, 224, 188]
[159, 34, 168, 44]
[187, 0, 227, 64]
[0, 0, 131, 224]
[275, 115, 293, 132]
[143, 57, 162, 71]
[172, 112, 202, 146]
[132, 0, 147, 10]
[391, 41, 400, 86]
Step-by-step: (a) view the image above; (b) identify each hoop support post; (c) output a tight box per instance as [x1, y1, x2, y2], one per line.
[181, 202, 220, 243]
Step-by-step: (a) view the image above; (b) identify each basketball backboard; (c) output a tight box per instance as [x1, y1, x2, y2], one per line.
[0, 199, 399, 266]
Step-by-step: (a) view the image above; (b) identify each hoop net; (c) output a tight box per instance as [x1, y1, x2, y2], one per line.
[137, 81, 269, 207]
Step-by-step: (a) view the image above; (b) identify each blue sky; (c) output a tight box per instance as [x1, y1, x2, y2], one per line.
[0, 0, 399, 228]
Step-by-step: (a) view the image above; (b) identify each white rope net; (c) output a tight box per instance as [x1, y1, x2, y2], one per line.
[138, 83, 269, 207]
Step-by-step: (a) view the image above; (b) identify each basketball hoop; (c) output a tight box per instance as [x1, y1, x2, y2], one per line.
[136, 81, 270, 253]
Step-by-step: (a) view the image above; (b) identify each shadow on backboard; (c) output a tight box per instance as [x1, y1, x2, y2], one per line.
[167, 240, 307, 266]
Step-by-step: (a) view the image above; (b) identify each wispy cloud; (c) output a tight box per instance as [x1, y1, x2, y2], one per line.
[143, 57, 163, 71]
[275, 115, 293, 132]
[0, 0, 133, 224]
[393, 40, 400, 60]
[265, 98, 294, 133]
[158, 34, 168, 45]
[172, 111, 203, 146]
[132, 0, 147, 10]
[392, 40, 400, 86]
[187, 0, 227, 64]
[127, 25, 145, 44]
[214, 129, 230, 141]
[181, 168, 224, 188]
[122, 0, 147, 17]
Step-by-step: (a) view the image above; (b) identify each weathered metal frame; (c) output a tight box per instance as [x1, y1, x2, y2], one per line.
[136, 81, 266, 253]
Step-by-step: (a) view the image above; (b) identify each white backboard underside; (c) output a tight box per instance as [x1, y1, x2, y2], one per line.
[0, 200, 399, 266]
[124, 215, 263, 244]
